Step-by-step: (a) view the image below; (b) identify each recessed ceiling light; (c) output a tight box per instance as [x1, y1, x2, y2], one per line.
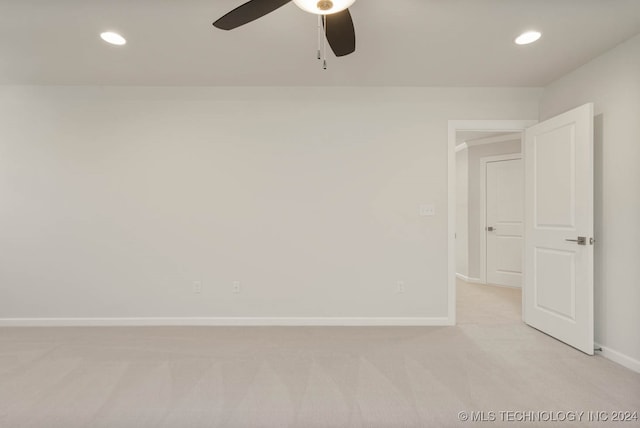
[515, 31, 542, 45]
[100, 31, 126, 46]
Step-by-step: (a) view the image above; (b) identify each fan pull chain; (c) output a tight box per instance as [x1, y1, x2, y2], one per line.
[322, 15, 327, 70]
[317, 15, 322, 60]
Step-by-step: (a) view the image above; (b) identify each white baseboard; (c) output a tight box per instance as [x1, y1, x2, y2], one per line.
[0, 317, 451, 327]
[595, 342, 640, 374]
[456, 273, 483, 284]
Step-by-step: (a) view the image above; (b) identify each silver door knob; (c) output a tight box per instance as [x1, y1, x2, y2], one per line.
[565, 236, 586, 245]
[487, 226, 495, 232]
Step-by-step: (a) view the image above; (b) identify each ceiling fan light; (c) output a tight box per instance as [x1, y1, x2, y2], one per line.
[293, 0, 356, 15]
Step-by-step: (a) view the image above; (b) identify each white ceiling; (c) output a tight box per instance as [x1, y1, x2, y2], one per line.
[1, 0, 639, 86]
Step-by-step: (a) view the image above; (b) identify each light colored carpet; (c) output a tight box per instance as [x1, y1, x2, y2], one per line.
[1, 280, 639, 427]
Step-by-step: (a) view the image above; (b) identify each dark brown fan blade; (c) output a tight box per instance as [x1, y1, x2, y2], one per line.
[213, 0, 291, 30]
[324, 9, 356, 57]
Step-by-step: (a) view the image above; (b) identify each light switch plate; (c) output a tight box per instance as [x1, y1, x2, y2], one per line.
[420, 204, 435, 216]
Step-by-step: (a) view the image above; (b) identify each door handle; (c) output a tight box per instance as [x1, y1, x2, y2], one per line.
[565, 236, 587, 245]
[487, 226, 495, 232]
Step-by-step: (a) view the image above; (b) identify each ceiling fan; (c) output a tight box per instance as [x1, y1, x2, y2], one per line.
[213, 0, 357, 66]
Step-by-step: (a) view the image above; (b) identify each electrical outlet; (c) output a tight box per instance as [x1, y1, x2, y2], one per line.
[396, 281, 405, 294]
[232, 281, 241, 294]
[193, 281, 202, 294]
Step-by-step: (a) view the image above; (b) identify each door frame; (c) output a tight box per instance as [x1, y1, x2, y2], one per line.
[447, 120, 537, 325]
[479, 153, 523, 286]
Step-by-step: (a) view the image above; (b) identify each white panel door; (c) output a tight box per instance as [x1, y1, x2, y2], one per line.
[524, 103, 594, 355]
[486, 157, 523, 287]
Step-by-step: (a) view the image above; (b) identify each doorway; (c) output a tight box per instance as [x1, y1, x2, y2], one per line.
[447, 120, 537, 323]
[448, 107, 595, 355]
[455, 133, 524, 288]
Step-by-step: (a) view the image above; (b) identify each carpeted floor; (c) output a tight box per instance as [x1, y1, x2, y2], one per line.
[1, 280, 638, 427]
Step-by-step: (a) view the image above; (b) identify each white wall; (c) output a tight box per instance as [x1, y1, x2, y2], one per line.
[455, 149, 468, 277]
[466, 140, 521, 280]
[540, 34, 640, 367]
[0, 86, 541, 323]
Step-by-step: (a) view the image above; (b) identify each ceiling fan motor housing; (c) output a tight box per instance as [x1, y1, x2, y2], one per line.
[293, 0, 356, 15]
[317, 0, 333, 11]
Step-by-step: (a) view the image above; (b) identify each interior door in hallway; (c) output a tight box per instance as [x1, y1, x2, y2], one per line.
[485, 156, 523, 287]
